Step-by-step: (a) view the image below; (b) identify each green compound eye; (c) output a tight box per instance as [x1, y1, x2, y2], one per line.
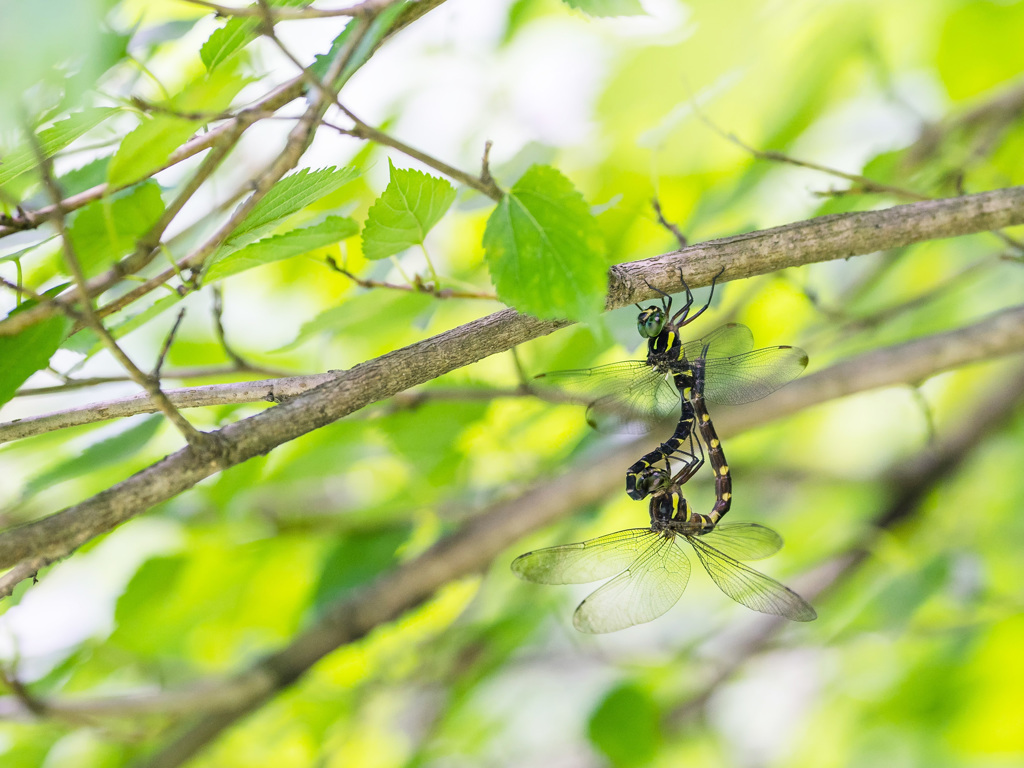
[637, 308, 665, 338]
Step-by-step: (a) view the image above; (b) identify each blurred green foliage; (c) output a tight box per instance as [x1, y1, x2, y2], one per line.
[0, 0, 1023, 766]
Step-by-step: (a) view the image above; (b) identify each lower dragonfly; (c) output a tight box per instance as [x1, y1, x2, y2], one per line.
[511, 462, 817, 633]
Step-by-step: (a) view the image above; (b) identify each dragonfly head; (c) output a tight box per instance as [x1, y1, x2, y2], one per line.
[629, 466, 670, 500]
[637, 306, 667, 339]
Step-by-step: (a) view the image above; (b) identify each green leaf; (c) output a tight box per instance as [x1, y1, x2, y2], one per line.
[274, 290, 433, 353]
[66, 182, 165, 278]
[587, 683, 662, 767]
[361, 160, 456, 260]
[108, 115, 200, 188]
[22, 416, 162, 498]
[310, 3, 407, 88]
[206, 216, 358, 283]
[483, 164, 607, 321]
[312, 526, 412, 614]
[562, 0, 645, 17]
[225, 166, 360, 248]
[0, 107, 119, 186]
[0, 314, 72, 408]
[200, 16, 260, 71]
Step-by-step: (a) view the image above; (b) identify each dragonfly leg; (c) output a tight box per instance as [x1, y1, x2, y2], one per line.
[676, 267, 725, 328]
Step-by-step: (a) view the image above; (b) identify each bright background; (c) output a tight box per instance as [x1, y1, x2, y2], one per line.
[1, 0, 1024, 765]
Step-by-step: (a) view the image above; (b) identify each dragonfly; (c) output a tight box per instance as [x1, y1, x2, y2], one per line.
[537, 272, 808, 500]
[511, 463, 817, 633]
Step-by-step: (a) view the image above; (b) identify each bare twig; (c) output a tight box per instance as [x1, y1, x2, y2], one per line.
[153, 310, 187, 380]
[325, 256, 498, 300]
[651, 198, 688, 248]
[693, 108, 930, 202]
[211, 287, 247, 368]
[324, 114, 504, 200]
[13, 365, 293, 398]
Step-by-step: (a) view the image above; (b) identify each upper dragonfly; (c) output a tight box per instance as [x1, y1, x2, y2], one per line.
[536, 271, 808, 499]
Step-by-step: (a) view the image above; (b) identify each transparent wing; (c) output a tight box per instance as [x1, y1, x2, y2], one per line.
[536, 361, 680, 433]
[697, 523, 784, 561]
[512, 529, 657, 585]
[573, 535, 691, 633]
[687, 536, 817, 621]
[679, 323, 755, 362]
[701, 346, 809, 405]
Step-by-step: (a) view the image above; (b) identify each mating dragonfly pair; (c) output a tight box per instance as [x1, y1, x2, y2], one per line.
[513, 272, 817, 632]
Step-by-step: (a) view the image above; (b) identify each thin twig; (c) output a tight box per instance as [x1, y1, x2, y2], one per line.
[211, 287, 247, 368]
[651, 197, 688, 248]
[13, 364, 294, 397]
[324, 115, 504, 200]
[693, 108, 930, 202]
[153, 310, 187, 380]
[0, 274, 47, 305]
[325, 256, 498, 300]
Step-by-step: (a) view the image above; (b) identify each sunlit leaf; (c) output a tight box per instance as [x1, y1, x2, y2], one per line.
[224, 166, 360, 248]
[108, 115, 200, 188]
[0, 313, 71, 408]
[200, 17, 260, 71]
[65, 182, 165, 277]
[362, 160, 456, 260]
[483, 164, 607, 321]
[562, 0, 645, 17]
[206, 216, 358, 282]
[0, 108, 119, 186]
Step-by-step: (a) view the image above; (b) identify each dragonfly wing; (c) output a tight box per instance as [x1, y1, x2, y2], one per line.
[701, 346, 809, 405]
[573, 535, 691, 633]
[697, 523, 783, 561]
[679, 323, 755, 362]
[687, 536, 817, 621]
[512, 529, 656, 585]
[539, 361, 680, 433]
